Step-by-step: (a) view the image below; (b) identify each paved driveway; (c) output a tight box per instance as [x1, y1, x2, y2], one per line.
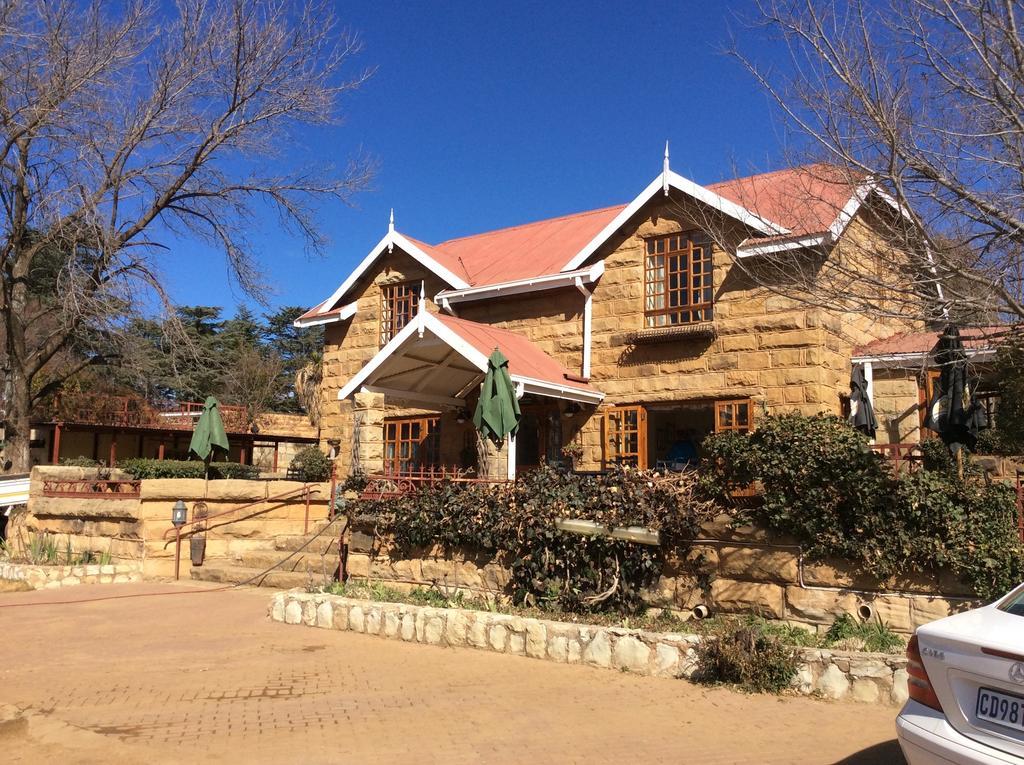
[0, 582, 904, 764]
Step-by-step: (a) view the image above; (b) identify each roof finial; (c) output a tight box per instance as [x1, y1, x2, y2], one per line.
[388, 207, 395, 253]
[663, 141, 670, 196]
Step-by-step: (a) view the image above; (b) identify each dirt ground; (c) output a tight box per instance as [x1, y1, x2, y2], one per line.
[0, 582, 904, 764]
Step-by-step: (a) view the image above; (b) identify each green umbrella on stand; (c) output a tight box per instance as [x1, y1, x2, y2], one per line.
[473, 349, 521, 452]
[189, 396, 231, 493]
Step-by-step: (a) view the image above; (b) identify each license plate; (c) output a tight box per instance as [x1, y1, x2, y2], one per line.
[977, 687, 1024, 733]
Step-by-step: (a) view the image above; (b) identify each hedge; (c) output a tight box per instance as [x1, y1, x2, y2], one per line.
[120, 458, 259, 480]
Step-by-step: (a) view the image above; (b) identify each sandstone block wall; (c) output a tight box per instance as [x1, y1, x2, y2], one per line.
[17, 467, 332, 579]
[270, 591, 911, 706]
[341, 512, 977, 636]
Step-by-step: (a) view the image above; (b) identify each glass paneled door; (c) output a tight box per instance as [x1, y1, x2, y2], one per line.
[604, 405, 647, 469]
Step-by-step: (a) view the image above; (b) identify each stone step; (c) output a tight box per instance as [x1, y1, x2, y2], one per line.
[236, 550, 340, 575]
[273, 531, 345, 554]
[190, 563, 334, 590]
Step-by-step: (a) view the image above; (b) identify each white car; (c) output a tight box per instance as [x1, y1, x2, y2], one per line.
[898, 582, 1024, 764]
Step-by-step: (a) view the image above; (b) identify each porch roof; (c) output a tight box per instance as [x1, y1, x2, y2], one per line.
[338, 311, 604, 407]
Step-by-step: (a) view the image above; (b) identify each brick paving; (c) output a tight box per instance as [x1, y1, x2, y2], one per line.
[0, 582, 903, 764]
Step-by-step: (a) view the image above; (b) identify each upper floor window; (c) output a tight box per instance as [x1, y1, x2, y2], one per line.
[379, 282, 416, 346]
[644, 232, 713, 327]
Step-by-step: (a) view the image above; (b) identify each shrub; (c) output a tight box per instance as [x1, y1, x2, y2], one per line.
[823, 614, 904, 653]
[59, 456, 101, 468]
[362, 465, 718, 615]
[288, 446, 332, 482]
[704, 412, 1024, 601]
[694, 621, 799, 693]
[120, 458, 258, 480]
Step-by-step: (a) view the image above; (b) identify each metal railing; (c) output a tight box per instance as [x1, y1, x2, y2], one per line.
[869, 443, 924, 473]
[359, 465, 505, 500]
[161, 484, 322, 580]
[42, 478, 142, 498]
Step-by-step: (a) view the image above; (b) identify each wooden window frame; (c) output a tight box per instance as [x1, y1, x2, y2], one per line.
[643, 231, 714, 328]
[379, 282, 417, 347]
[603, 405, 648, 469]
[714, 399, 754, 434]
[383, 415, 441, 475]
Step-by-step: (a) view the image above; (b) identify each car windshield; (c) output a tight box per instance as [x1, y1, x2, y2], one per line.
[998, 583, 1024, 617]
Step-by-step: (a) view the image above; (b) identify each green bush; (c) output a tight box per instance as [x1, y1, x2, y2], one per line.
[120, 458, 258, 480]
[362, 465, 718, 615]
[694, 622, 799, 693]
[288, 446, 332, 482]
[59, 456, 101, 468]
[823, 614, 904, 653]
[991, 334, 1024, 454]
[703, 413, 1024, 601]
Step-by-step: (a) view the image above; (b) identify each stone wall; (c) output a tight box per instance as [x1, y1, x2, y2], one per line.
[15, 466, 332, 579]
[0, 561, 141, 590]
[342, 512, 977, 636]
[269, 591, 910, 706]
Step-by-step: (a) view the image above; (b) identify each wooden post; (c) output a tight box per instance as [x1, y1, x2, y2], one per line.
[239, 443, 248, 466]
[51, 423, 62, 465]
[272, 442, 279, 472]
[158, 441, 166, 460]
[109, 432, 118, 467]
[92, 431, 100, 462]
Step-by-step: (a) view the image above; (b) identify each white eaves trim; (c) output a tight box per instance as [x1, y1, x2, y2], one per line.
[338, 310, 604, 405]
[292, 301, 357, 328]
[736, 234, 828, 258]
[851, 347, 997, 368]
[309, 229, 470, 324]
[435, 261, 605, 306]
[560, 171, 790, 273]
[735, 181, 899, 259]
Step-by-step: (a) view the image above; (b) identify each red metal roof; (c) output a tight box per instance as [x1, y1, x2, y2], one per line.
[711, 164, 865, 243]
[852, 326, 1011, 357]
[434, 313, 596, 394]
[302, 163, 865, 323]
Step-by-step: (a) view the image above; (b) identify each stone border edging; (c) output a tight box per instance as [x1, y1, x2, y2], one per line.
[0, 561, 141, 589]
[269, 590, 909, 706]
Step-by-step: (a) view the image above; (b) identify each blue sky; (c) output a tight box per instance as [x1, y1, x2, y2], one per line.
[160, 0, 789, 316]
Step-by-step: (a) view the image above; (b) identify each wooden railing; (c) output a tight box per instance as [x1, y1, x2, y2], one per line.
[40, 393, 249, 432]
[42, 479, 142, 498]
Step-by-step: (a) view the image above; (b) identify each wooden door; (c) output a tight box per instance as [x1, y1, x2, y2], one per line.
[604, 405, 647, 469]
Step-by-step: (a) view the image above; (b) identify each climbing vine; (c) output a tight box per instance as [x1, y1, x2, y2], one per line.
[360, 466, 718, 614]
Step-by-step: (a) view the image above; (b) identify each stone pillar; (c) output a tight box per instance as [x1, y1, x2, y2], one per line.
[352, 390, 385, 475]
[478, 433, 510, 481]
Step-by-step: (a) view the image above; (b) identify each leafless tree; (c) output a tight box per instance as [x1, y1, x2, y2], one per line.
[716, 0, 1024, 333]
[0, 0, 374, 471]
[221, 346, 284, 430]
[294, 355, 322, 429]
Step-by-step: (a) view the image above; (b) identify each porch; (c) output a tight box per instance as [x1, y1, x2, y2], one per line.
[338, 310, 603, 480]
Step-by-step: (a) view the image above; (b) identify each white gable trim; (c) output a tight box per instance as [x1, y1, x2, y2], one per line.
[338, 311, 487, 401]
[560, 171, 790, 273]
[292, 301, 357, 328]
[735, 180, 904, 258]
[308, 230, 470, 324]
[337, 310, 604, 405]
[435, 261, 605, 306]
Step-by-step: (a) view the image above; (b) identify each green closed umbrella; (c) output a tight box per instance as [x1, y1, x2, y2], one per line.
[473, 349, 521, 444]
[189, 396, 230, 462]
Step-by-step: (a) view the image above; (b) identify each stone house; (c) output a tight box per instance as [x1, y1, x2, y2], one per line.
[297, 158, 940, 479]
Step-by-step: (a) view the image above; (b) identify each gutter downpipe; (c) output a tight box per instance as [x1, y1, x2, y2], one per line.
[574, 277, 593, 379]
